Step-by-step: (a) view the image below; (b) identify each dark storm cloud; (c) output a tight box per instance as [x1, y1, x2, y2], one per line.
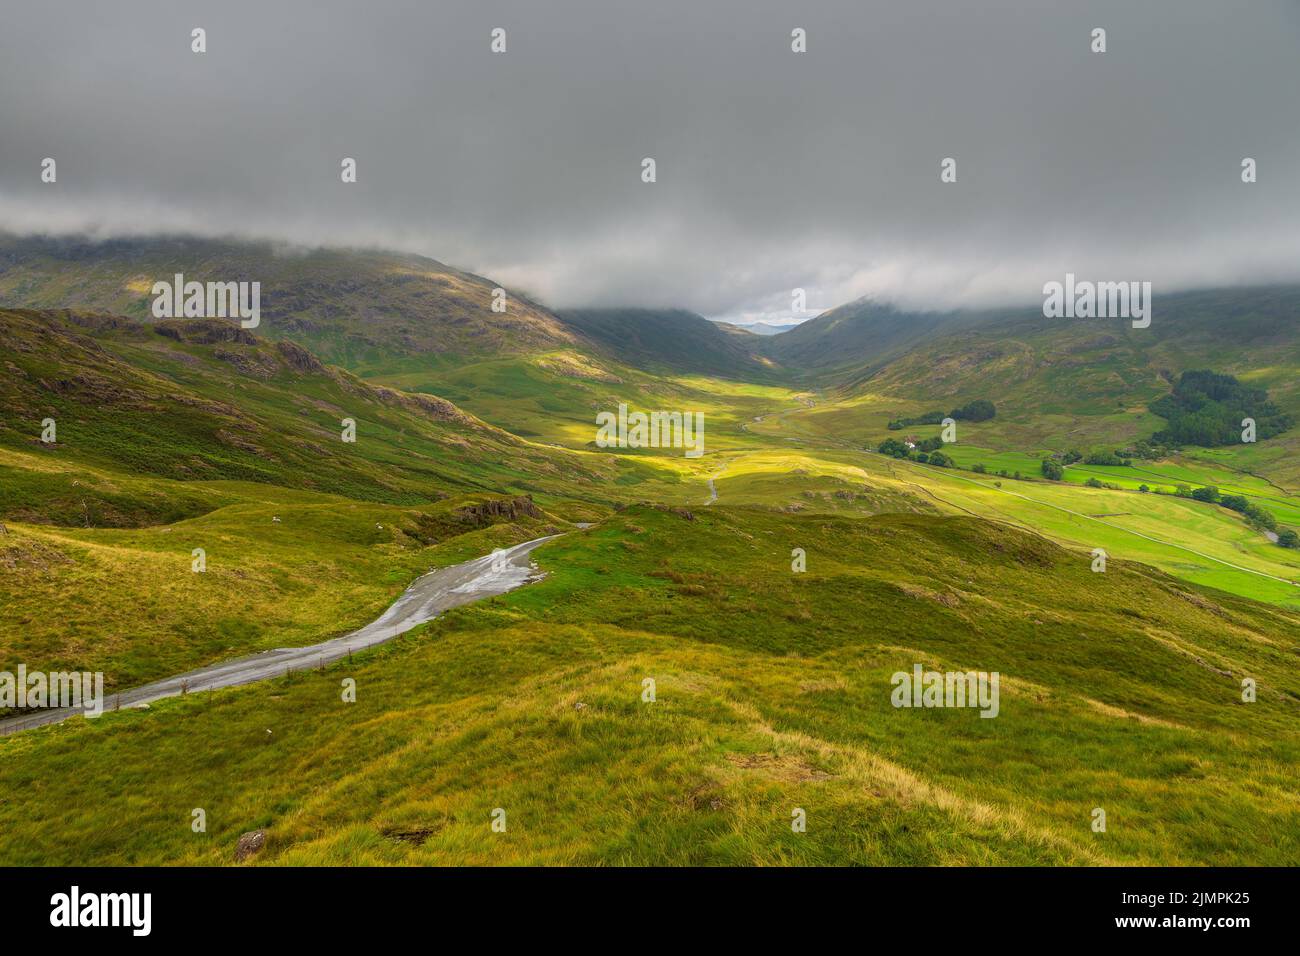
[2, 0, 1298, 322]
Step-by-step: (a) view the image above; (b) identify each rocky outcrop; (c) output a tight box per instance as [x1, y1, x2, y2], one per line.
[454, 496, 543, 525]
[154, 319, 258, 346]
[371, 385, 471, 424]
[274, 339, 326, 374]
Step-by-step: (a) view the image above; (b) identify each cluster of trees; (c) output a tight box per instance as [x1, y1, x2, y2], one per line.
[973, 465, 1032, 480]
[1150, 370, 1292, 447]
[1127, 439, 1175, 460]
[1083, 449, 1132, 466]
[887, 411, 944, 430]
[877, 437, 953, 467]
[949, 399, 997, 422]
[887, 399, 995, 430]
[1039, 448, 1130, 480]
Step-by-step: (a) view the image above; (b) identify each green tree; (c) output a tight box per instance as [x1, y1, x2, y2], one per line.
[949, 399, 996, 422]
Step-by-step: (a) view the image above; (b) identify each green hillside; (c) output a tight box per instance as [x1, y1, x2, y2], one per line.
[0, 309, 662, 518]
[559, 307, 775, 380]
[2, 506, 1296, 865]
[859, 287, 1300, 420]
[0, 235, 580, 372]
[758, 299, 995, 379]
[776, 287, 1300, 490]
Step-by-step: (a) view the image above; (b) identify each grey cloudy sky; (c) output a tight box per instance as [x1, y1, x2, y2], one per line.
[2, 0, 1298, 324]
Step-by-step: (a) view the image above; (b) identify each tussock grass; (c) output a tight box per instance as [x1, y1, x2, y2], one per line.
[2, 506, 1296, 865]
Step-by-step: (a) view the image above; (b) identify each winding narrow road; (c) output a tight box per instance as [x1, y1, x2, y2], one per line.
[0, 534, 561, 737]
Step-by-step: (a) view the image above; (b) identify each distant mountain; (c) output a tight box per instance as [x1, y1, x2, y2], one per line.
[0, 234, 579, 374]
[713, 319, 803, 336]
[556, 307, 775, 380]
[855, 286, 1300, 413]
[754, 321, 802, 336]
[757, 299, 1001, 379]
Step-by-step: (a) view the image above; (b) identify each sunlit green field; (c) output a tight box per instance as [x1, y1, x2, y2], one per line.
[736, 395, 1300, 608]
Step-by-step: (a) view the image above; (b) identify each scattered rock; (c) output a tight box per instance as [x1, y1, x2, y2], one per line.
[215, 428, 270, 457]
[684, 784, 727, 812]
[895, 582, 961, 608]
[0, 540, 74, 572]
[1174, 589, 1226, 618]
[234, 829, 266, 862]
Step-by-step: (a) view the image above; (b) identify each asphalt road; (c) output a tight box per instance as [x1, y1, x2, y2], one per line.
[0, 534, 561, 736]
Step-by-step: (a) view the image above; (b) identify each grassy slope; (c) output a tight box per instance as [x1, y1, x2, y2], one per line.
[1, 480, 566, 689]
[557, 307, 775, 381]
[842, 287, 1300, 489]
[735, 285, 1300, 602]
[0, 309, 681, 519]
[758, 299, 997, 380]
[2, 507, 1296, 866]
[746, 406, 1300, 608]
[0, 234, 581, 370]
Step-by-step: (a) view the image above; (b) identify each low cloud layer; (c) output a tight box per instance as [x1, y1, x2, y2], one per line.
[2, 0, 1298, 323]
